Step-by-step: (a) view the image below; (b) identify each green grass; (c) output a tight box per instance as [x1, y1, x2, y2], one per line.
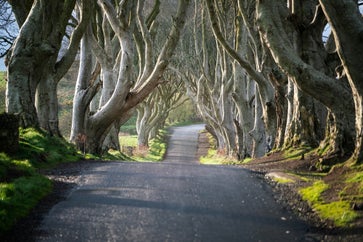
[346, 171, 363, 193]
[285, 172, 311, 182]
[299, 181, 329, 203]
[339, 170, 363, 201]
[200, 149, 224, 165]
[119, 135, 138, 147]
[199, 148, 240, 165]
[16, 128, 81, 167]
[283, 146, 312, 160]
[299, 181, 358, 226]
[104, 149, 132, 161]
[145, 131, 167, 161]
[346, 171, 363, 184]
[0, 127, 84, 235]
[314, 201, 359, 227]
[241, 157, 253, 164]
[0, 174, 51, 233]
[119, 130, 168, 162]
[0, 151, 53, 234]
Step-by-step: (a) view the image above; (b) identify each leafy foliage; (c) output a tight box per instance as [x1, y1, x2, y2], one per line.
[166, 98, 200, 126]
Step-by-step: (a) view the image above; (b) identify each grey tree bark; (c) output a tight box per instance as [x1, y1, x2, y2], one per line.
[319, 0, 363, 164]
[6, 0, 92, 135]
[256, 0, 355, 158]
[136, 79, 186, 148]
[206, 0, 277, 156]
[71, 0, 191, 154]
[70, 29, 101, 151]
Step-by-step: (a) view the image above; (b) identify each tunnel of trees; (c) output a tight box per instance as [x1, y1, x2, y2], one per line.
[2, 0, 363, 167]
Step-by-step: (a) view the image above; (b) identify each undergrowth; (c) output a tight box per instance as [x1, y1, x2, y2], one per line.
[17, 128, 81, 167]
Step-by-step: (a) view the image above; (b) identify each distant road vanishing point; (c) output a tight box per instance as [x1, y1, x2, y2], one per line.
[163, 124, 205, 164]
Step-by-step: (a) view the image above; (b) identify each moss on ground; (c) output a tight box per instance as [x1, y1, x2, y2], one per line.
[314, 201, 358, 227]
[299, 180, 359, 227]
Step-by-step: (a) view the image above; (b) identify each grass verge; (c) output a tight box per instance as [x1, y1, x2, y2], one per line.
[199, 149, 246, 165]
[0, 172, 52, 233]
[198, 131, 244, 165]
[119, 129, 167, 162]
[0, 128, 82, 234]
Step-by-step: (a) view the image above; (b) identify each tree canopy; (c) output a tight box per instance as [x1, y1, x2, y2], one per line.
[3, 0, 363, 167]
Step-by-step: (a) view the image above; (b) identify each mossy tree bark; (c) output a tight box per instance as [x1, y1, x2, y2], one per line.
[256, 0, 355, 158]
[6, 0, 93, 135]
[319, 0, 363, 165]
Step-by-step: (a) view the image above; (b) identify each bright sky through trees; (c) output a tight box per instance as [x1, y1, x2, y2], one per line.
[0, 59, 4, 70]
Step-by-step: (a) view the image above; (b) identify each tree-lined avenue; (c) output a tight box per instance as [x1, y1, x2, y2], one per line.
[36, 125, 311, 241]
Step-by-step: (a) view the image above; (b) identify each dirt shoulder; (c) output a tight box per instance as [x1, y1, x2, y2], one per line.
[3, 129, 363, 241]
[196, 131, 363, 240]
[240, 152, 363, 241]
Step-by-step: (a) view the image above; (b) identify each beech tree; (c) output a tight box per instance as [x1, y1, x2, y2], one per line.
[136, 74, 187, 149]
[5, 0, 362, 166]
[256, 0, 355, 161]
[183, 1, 236, 157]
[185, 0, 361, 166]
[206, 0, 277, 157]
[185, 0, 275, 158]
[319, 0, 363, 164]
[6, 0, 93, 136]
[70, 0, 191, 154]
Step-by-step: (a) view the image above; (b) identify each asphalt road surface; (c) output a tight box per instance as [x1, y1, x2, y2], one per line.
[36, 124, 312, 241]
[163, 124, 204, 164]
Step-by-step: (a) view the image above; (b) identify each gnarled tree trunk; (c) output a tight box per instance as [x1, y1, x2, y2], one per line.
[71, 0, 191, 155]
[256, 0, 355, 158]
[319, 0, 363, 165]
[7, 0, 92, 135]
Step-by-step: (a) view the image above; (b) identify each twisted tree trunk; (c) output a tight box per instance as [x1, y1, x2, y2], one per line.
[319, 0, 363, 164]
[256, 0, 355, 158]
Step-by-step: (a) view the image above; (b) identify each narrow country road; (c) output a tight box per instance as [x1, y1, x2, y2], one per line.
[163, 124, 204, 163]
[36, 124, 312, 241]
